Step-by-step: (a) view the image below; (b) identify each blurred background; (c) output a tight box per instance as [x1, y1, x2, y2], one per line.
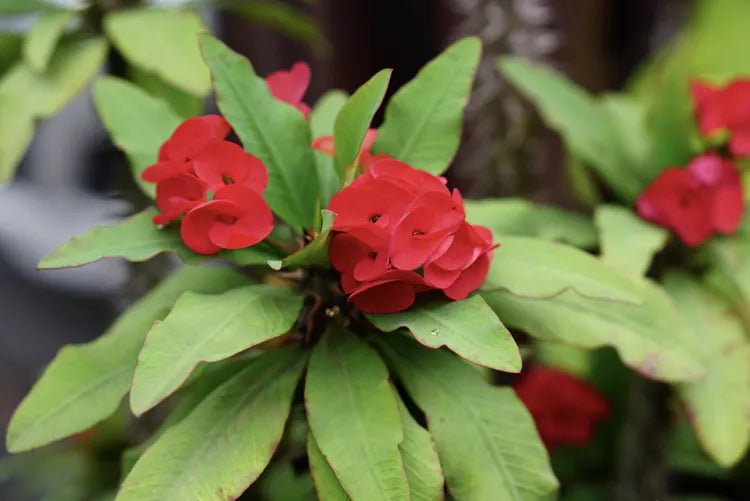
[0, 0, 739, 499]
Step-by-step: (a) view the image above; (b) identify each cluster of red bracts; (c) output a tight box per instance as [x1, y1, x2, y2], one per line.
[514, 366, 610, 451]
[142, 115, 273, 255]
[636, 79, 747, 247]
[143, 63, 313, 255]
[327, 159, 497, 314]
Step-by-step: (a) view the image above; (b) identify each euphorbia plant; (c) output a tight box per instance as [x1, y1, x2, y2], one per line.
[6, 34, 711, 500]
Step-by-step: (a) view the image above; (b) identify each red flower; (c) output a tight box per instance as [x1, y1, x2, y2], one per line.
[691, 79, 750, 156]
[181, 185, 273, 255]
[311, 129, 391, 171]
[636, 153, 744, 246]
[142, 115, 275, 255]
[515, 367, 609, 451]
[266, 62, 311, 118]
[327, 158, 497, 313]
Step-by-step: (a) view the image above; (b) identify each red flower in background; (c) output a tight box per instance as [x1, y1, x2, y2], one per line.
[515, 367, 609, 451]
[142, 115, 274, 255]
[636, 153, 744, 246]
[266, 62, 312, 118]
[312, 128, 391, 171]
[328, 158, 498, 314]
[691, 79, 750, 156]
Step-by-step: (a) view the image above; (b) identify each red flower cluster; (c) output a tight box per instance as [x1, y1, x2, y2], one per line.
[691, 79, 750, 156]
[142, 115, 273, 255]
[636, 153, 744, 246]
[266, 62, 311, 118]
[328, 159, 497, 314]
[514, 367, 609, 451]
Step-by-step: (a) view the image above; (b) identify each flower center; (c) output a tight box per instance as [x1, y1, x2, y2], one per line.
[369, 214, 380, 223]
[215, 214, 238, 224]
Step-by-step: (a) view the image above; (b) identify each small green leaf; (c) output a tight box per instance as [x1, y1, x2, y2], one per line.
[0, 107, 33, 183]
[378, 334, 558, 501]
[595, 205, 668, 277]
[130, 285, 303, 415]
[269, 210, 335, 270]
[481, 236, 642, 303]
[373, 37, 481, 175]
[334, 69, 391, 177]
[0, 0, 63, 13]
[307, 433, 351, 501]
[396, 398, 444, 501]
[311, 90, 348, 205]
[128, 65, 203, 119]
[117, 348, 308, 501]
[305, 328, 410, 500]
[498, 57, 643, 201]
[482, 278, 706, 383]
[23, 11, 74, 73]
[707, 235, 750, 307]
[104, 8, 210, 96]
[221, 0, 326, 48]
[6, 266, 248, 452]
[93, 76, 182, 197]
[199, 35, 318, 230]
[367, 295, 521, 372]
[38, 208, 197, 269]
[464, 198, 597, 248]
[665, 272, 750, 467]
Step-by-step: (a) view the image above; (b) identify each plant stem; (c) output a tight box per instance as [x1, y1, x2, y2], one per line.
[615, 376, 671, 501]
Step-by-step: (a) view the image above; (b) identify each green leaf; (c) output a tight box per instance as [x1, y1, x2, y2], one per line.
[600, 94, 652, 183]
[707, 235, 750, 307]
[396, 398, 444, 501]
[378, 334, 558, 501]
[0, 106, 33, 183]
[130, 285, 303, 415]
[498, 57, 643, 200]
[38, 208, 196, 269]
[482, 278, 706, 382]
[305, 328, 410, 500]
[220, 0, 326, 48]
[128, 65, 203, 119]
[117, 348, 307, 501]
[6, 266, 248, 452]
[647, 68, 696, 179]
[23, 11, 73, 73]
[0, 0, 63, 13]
[333, 69, 391, 177]
[307, 433, 351, 501]
[595, 205, 668, 277]
[464, 198, 597, 248]
[258, 462, 317, 501]
[199, 35, 318, 230]
[481, 236, 642, 303]
[104, 8, 210, 96]
[310, 90, 348, 206]
[367, 295, 521, 372]
[664, 272, 750, 467]
[373, 37, 481, 175]
[93, 76, 182, 197]
[269, 210, 335, 270]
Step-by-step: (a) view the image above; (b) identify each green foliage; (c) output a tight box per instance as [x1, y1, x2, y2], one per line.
[481, 236, 642, 303]
[200, 35, 318, 230]
[367, 295, 521, 372]
[117, 348, 308, 501]
[482, 279, 706, 383]
[0, 0, 62, 13]
[269, 210, 335, 270]
[23, 11, 74, 73]
[378, 334, 558, 501]
[104, 8, 210, 96]
[373, 37, 481, 175]
[128, 66, 204, 119]
[130, 285, 304, 415]
[310, 90, 348, 205]
[665, 272, 750, 467]
[6, 266, 249, 452]
[305, 328, 410, 500]
[395, 398, 444, 501]
[307, 433, 350, 500]
[498, 57, 644, 201]
[334, 69, 391, 178]
[595, 205, 668, 277]
[93, 77, 183, 197]
[464, 198, 597, 248]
